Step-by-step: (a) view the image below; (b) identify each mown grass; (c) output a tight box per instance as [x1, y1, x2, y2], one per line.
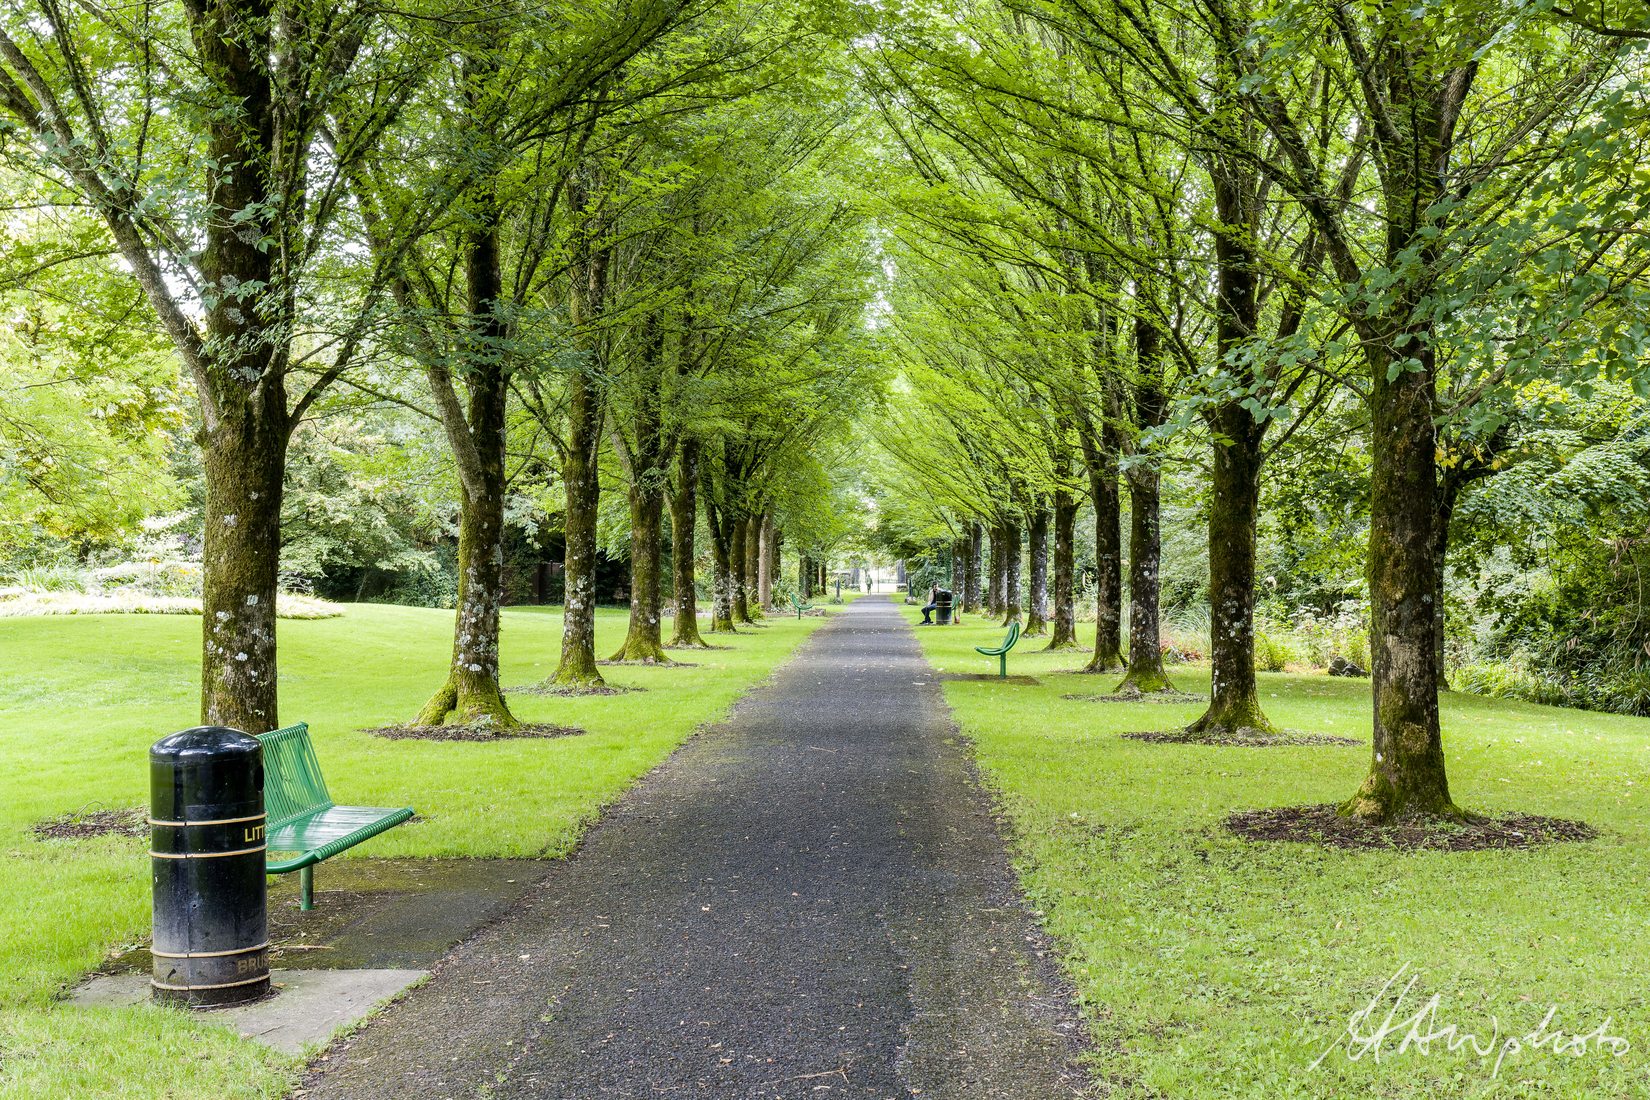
[0, 603, 825, 1099]
[904, 607, 1650, 1099]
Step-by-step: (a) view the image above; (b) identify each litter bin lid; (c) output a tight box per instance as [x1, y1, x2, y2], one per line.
[150, 726, 261, 764]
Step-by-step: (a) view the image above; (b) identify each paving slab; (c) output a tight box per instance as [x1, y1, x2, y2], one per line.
[300, 595, 1093, 1098]
[103, 858, 547, 975]
[68, 969, 427, 1055]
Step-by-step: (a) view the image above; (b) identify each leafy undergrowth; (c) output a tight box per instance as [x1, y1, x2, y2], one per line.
[0, 604, 826, 1099]
[903, 606, 1650, 1099]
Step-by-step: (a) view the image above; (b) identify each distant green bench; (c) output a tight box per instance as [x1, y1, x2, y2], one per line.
[789, 593, 815, 619]
[975, 621, 1022, 679]
[257, 723, 414, 911]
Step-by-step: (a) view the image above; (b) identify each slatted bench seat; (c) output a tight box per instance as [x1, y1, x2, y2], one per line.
[257, 723, 414, 911]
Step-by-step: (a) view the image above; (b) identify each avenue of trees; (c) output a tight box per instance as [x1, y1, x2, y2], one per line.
[2, 0, 1649, 828]
[859, 0, 1650, 821]
[0, 0, 881, 733]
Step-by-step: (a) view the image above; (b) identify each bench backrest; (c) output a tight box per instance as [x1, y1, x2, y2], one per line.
[1003, 621, 1021, 650]
[256, 723, 335, 826]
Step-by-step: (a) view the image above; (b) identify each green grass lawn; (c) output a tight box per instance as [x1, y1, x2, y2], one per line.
[0, 603, 825, 1099]
[903, 607, 1650, 1099]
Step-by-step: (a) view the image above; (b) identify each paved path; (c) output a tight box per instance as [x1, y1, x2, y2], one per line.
[300, 596, 1090, 1099]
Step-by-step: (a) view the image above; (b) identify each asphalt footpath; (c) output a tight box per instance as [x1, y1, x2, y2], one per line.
[298, 595, 1092, 1099]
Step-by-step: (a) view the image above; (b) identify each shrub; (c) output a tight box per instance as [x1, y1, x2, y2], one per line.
[1255, 632, 1295, 673]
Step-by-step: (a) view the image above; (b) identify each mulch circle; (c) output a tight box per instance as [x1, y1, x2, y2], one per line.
[33, 807, 148, 840]
[510, 683, 644, 697]
[1063, 691, 1208, 704]
[364, 723, 586, 743]
[1123, 728, 1360, 747]
[1224, 804, 1598, 851]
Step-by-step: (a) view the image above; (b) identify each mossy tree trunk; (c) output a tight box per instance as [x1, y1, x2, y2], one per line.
[548, 173, 607, 689]
[1188, 160, 1270, 734]
[731, 515, 754, 623]
[964, 521, 984, 613]
[1024, 506, 1049, 635]
[669, 440, 709, 647]
[1001, 521, 1023, 626]
[1079, 424, 1126, 673]
[1188, 405, 1269, 731]
[200, 415, 287, 733]
[1046, 485, 1080, 649]
[1343, 339, 1456, 820]
[1115, 320, 1173, 695]
[743, 514, 765, 620]
[758, 513, 775, 610]
[416, 162, 521, 728]
[1333, 43, 1469, 823]
[985, 524, 1004, 617]
[610, 482, 671, 663]
[703, 481, 738, 634]
[551, 374, 606, 687]
[951, 536, 966, 615]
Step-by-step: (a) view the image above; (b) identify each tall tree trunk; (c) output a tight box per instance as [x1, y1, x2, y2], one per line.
[800, 554, 813, 599]
[986, 525, 1005, 617]
[1024, 507, 1049, 635]
[743, 514, 764, 620]
[1188, 409, 1268, 730]
[1115, 318, 1173, 695]
[1046, 486, 1079, 649]
[549, 164, 607, 688]
[951, 535, 965, 617]
[1343, 342, 1456, 820]
[731, 515, 753, 624]
[964, 521, 984, 613]
[758, 513, 775, 610]
[669, 440, 709, 647]
[1115, 461, 1173, 694]
[1189, 167, 1270, 733]
[704, 490, 738, 634]
[1433, 476, 1462, 692]
[610, 483, 670, 663]
[1080, 428, 1125, 673]
[1340, 51, 1464, 822]
[549, 371, 605, 687]
[418, 180, 519, 727]
[200, 419, 286, 733]
[1002, 521, 1024, 626]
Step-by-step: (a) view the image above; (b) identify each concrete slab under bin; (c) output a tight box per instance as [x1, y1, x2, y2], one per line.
[68, 969, 427, 1055]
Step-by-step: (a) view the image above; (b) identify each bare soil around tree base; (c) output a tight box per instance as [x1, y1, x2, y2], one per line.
[1224, 804, 1597, 851]
[1063, 690, 1207, 704]
[510, 683, 643, 698]
[32, 807, 148, 840]
[1123, 728, 1360, 747]
[364, 723, 586, 743]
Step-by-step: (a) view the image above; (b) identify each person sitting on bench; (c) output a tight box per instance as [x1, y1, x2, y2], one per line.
[920, 584, 940, 625]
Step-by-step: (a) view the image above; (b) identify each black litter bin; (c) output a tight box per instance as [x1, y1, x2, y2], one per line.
[149, 726, 270, 1007]
[934, 588, 955, 625]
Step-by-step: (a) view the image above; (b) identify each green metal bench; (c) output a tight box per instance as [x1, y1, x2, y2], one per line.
[789, 593, 815, 619]
[256, 723, 414, 911]
[975, 620, 1022, 679]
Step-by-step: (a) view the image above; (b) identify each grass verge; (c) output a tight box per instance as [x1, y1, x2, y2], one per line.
[0, 603, 826, 1099]
[902, 606, 1650, 1099]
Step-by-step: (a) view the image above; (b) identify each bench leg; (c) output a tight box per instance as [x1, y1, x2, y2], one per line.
[999, 654, 1007, 679]
[300, 865, 314, 911]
